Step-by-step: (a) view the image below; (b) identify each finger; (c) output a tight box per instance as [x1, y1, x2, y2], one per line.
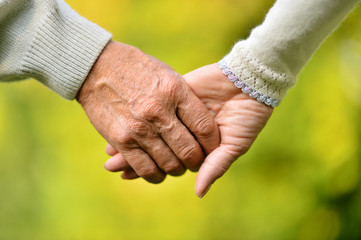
[177, 88, 220, 155]
[140, 137, 186, 176]
[195, 145, 237, 198]
[159, 118, 205, 172]
[121, 169, 140, 180]
[104, 153, 131, 172]
[120, 148, 166, 184]
[106, 144, 118, 156]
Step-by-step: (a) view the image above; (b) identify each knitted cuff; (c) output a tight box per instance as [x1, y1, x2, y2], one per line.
[221, 41, 297, 107]
[20, 1, 112, 100]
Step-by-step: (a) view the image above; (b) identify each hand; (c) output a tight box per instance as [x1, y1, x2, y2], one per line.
[77, 41, 220, 183]
[104, 63, 273, 197]
[184, 64, 273, 197]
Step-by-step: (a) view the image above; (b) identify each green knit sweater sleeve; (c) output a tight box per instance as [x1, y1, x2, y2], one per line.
[0, 0, 112, 100]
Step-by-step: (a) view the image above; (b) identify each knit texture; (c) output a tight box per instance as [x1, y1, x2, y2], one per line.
[0, 0, 112, 100]
[223, 0, 360, 102]
[219, 59, 281, 107]
[223, 41, 294, 101]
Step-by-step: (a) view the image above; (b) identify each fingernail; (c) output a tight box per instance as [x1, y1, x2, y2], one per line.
[198, 184, 212, 199]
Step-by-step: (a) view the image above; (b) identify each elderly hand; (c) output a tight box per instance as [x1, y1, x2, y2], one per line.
[77, 41, 220, 183]
[104, 63, 273, 197]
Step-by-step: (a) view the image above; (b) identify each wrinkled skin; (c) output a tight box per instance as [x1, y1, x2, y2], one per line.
[104, 63, 273, 197]
[77, 41, 220, 184]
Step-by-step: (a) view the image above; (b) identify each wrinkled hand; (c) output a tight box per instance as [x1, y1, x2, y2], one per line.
[105, 63, 272, 197]
[77, 41, 220, 183]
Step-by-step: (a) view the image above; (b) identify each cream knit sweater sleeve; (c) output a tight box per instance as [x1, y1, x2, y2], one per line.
[0, 0, 112, 100]
[220, 0, 360, 107]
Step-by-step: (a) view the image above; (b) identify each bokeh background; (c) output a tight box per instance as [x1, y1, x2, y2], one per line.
[1, 0, 361, 239]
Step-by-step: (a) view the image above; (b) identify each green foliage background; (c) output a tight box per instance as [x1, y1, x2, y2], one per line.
[1, 0, 361, 239]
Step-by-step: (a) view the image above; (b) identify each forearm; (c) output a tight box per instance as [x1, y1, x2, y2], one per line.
[222, 0, 360, 105]
[0, 0, 112, 99]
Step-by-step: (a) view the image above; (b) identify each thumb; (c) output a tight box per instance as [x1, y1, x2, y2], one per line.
[195, 145, 237, 198]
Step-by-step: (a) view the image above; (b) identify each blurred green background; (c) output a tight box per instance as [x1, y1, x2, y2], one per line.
[1, 0, 361, 239]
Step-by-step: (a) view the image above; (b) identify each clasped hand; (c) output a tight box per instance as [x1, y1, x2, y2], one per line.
[78, 41, 273, 197]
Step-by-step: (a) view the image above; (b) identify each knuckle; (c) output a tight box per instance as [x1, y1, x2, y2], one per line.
[178, 143, 201, 165]
[227, 143, 250, 157]
[139, 101, 166, 122]
[129, 121, 149, 136]
[115, 132, 136, 147]
[162, 161, 184, 175]
[167, 80, 183, 94]
[137, 166, 158, 179]
[161, 76, 184, 97]
[194, 116, 216, 138]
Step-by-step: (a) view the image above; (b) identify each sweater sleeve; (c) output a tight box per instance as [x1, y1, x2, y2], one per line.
[0, 0, 112, 100]
[220, 0, 359, 107]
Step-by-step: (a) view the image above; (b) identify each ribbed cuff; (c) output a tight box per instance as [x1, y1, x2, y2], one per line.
[20, 1, 112, 100]
[223, 41, 296, 101]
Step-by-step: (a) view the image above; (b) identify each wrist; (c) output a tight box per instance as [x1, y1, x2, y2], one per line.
[77, 41, 143, 106]
[77, 40, 112, 105]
